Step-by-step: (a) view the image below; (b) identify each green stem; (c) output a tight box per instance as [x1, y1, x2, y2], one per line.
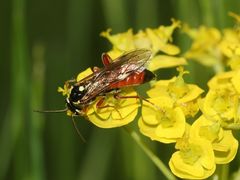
[221, 164, 229, 180]
[124, 126, 176, 180]
[217, 164, 229, 180]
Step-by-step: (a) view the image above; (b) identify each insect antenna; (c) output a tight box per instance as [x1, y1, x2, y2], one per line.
[71, 116, 86, 143]
[34, 108, 68, 113]
[35, 108, 86, 142]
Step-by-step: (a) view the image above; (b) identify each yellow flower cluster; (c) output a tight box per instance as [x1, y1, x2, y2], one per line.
[169, 13, 240, 179]
[58, 13, 240, 179]
[184, 12, 240, 72]
[139, 67, 203, 145]
[100, 19, 187, 71]
[58, 19, 186, 129]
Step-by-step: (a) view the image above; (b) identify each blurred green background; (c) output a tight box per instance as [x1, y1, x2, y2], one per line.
[1, 0, 240, 180]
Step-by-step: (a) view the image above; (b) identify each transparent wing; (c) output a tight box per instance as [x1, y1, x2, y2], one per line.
[78, 49, 152, 103]
[105, 49, 152, 71]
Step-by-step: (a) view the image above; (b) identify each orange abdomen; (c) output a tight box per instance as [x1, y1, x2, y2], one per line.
[110, 69, 155, 89]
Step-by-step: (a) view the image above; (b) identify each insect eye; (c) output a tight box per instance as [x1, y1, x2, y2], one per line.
[70, 85, 86, 102]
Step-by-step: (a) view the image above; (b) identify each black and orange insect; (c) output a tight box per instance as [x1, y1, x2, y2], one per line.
[36, 49, 155, 141]
[65, 49, 155, 116]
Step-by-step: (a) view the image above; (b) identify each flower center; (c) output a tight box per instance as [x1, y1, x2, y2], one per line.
[213, 95, 230, 113]
[199, 122, 221, 142]
[157, 108, 175, 128]
[179, 144, 202, 165]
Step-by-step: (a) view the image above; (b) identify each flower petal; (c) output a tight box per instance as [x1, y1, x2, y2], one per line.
[87, 88, 139, 128]
[169, 138, 215, 179]
[148, 55, 187, 71]
[139, 97, 185, 143]
[76, 68, 93, 82]
[231, 70, 240, 94]
[190, 116, 239, 164]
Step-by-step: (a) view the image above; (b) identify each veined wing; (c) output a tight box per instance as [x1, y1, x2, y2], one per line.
[79, 49, 152, 103]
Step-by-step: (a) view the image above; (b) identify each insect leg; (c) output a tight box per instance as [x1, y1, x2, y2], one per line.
[114, 94, 163, 112]
[101, 53, 113, 67]
[96, 97, 106, 108]
[96, 97, 123, 119]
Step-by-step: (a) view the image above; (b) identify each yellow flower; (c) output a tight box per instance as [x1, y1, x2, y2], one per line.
[87, 88, 139, 128]
[147, 67, 204, 117]
[76, 68, 93, 82]
[201, 71, 240, 128]
[219, 28, 240, 70]
[145, 19, 181, 55]
[201, 88, 237, 122]
[138, 96, 185, 143]
[148, 55, 187, 71]
[207, 70, 236, 89]
[101, 20, 187, 71]
[219, 29, 240, 58]
[231, 69, 240, 93]
[169, 135, 215, 179]
[184, 13, 240, 70]
[184, 25, 222, 67]
[100, 29, 135, 55]
[133, 30, 152, 49]
[58, 83, 71, 97]
[228, 55, 240, 70]
[184, 13, 240, 71]
[190, 116, 238, 164]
